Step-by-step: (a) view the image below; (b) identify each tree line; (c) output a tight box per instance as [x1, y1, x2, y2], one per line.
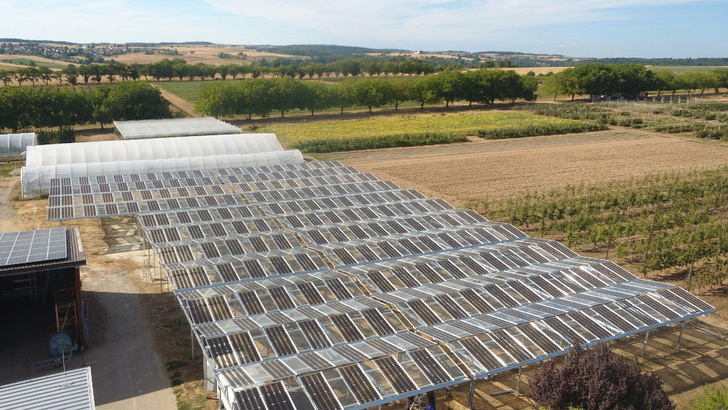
[0, 56, 444, 87]
[0, 81, 171, 132]
[195, 69, 539, 119]
[541, 63, 728, 99]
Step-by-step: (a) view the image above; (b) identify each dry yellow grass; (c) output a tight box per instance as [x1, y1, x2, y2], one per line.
[501, 66, 570, 75]
[112, 45, 306, 66]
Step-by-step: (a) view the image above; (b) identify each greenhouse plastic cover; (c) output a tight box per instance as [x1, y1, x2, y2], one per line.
[21, 150, 304, 197]
[25, 133, 283, 167]
[114, 117, 242, 140]
[0, 133, 36, 161]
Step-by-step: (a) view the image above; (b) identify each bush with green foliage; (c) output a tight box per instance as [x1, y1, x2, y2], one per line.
[688, 383, 728, 410]
[530, 343, 674, 410]
[36, 126, 75, 145]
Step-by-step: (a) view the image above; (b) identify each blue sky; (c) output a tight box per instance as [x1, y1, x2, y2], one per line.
[2, 0, 726, 58]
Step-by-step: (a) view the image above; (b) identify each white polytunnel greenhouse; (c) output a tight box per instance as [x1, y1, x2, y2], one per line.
[0, 133, 36, 162]
[114, 117, 242, 140]
[25, 133, 283, 167]
[21, 150, 304, 197]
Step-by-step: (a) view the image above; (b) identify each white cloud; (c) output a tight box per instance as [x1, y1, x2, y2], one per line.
[203, 0, 709, 49]
[1, 0, 719, 56]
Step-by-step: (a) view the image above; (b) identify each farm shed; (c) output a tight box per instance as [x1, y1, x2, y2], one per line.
[0, 227, 87, 383]
[21, 150, 304, 198]
[0, 366, 95, 409]
[0, 132, 36, 162]
[114, 117, 241, 140]
[45, 151, 715, 410]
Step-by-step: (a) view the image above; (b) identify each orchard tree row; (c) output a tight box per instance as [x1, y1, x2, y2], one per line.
[470, 167, 728, 290]
[196, 69, 539, 118]
[541, 63, 728, 99]
[0, 57, 442, 87]
[0, 81, 171, 132]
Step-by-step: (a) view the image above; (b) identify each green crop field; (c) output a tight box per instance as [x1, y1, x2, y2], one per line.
[0, 58, 67, 69]
[156, 81, 210, 102]
[258, 111, 600, 153]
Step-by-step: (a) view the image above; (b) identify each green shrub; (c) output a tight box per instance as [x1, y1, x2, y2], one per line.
[476, 122, 606, 139]
[36, 127, 75, 145]
[294, 133, 466, 153]
[688, 383, 728, 410]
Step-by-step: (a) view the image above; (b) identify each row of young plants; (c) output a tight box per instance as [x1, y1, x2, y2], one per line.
[258, 112, 597, 153]
[528, 102, 728, 141]
[476, 119, 606, 139]
[467, 167, 728, 290]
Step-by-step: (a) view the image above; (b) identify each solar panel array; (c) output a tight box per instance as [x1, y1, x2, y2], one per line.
[0, 227, 67, 267]
[47, 160, 714, 410]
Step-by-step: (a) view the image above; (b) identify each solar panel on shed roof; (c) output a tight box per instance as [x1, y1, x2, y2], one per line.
[0, 227, 67, 267]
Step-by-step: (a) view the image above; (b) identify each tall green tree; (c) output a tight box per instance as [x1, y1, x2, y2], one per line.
[432, 69, 466, 107]
[300, 81, 331, 116]
[101, 81, 171, 121]
[270, 76, 304, 117]
[389, 78, 414, 110]
[611, 63, 653, 97]
[351, 77, 392, 112]
[653, 70, 677, 96]
[411, 75, 443, 108]
[573, 63, 617, 97]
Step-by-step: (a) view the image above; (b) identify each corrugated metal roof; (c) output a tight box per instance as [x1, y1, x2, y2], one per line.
[0, 367, 95, 410]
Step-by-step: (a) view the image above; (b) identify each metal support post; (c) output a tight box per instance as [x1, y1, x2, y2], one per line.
[642, 329, 650, 358]
[515, 367, 522, 397]
[468, 379, 475, 410]
[677, 320, 686, 348]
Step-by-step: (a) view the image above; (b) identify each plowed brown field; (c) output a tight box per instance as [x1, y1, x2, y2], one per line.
[318, 129, 728, 207]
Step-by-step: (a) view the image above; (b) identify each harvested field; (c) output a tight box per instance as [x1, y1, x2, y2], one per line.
[111, 45, 305, 66]
[319, 129, 728, 207]
[502, 66, 570, 75]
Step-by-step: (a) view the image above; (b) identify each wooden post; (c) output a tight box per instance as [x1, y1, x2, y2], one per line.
[74, 266, 84, 346]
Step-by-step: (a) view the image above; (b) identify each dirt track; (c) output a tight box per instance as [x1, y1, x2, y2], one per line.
[153, 85, 196, 116]
[320, 129, 728, 207]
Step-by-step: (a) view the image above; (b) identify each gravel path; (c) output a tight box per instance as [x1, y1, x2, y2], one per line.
[82, 266, 176, 409]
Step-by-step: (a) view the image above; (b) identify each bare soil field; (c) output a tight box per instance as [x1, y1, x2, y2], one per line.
[319, 129, 728, 207]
